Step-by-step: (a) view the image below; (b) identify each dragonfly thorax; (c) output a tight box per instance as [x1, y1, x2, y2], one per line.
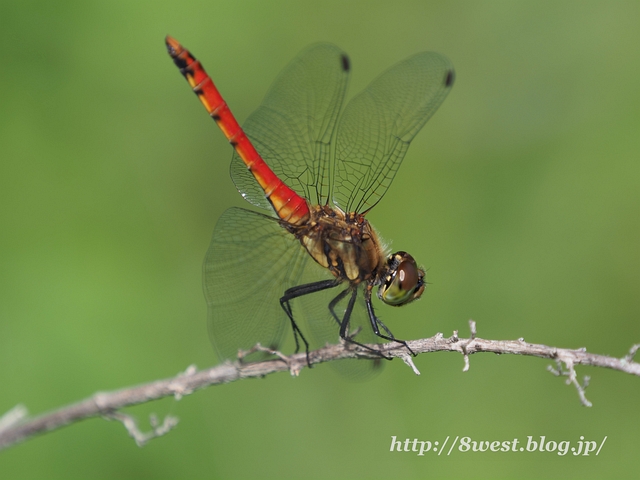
[289, 205, 426, 307]
[289, 204, 386, 284]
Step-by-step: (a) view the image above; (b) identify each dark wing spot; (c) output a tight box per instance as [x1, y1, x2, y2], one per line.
[445, 69, 455, 87]
[341, 54, 350, 72]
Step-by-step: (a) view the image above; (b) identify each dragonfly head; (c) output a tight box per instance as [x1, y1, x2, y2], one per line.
[378, 252, 425, 306]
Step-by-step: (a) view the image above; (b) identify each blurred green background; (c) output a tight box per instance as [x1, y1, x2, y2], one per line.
[1, 1, 639, 478]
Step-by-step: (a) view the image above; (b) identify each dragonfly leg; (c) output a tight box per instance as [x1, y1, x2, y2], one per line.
[364, 287, 416, 357]
[328, 287, 351, 327]
[334, 288, 392, 360]
[280, 279, 340, 366]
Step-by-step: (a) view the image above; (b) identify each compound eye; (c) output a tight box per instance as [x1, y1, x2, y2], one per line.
[379, 254, 425, 306]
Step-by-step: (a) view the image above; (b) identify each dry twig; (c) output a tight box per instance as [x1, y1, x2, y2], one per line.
[1, 321, 638, 451]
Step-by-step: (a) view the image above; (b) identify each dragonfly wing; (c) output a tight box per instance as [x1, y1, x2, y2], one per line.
[333, 51, 454, 213]
[204, 207, 313, 361]
[207, 208, 384, 376]
[231, 43, 350, 211]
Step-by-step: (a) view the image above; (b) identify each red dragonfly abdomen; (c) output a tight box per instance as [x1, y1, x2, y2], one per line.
[165, 36, 310, 225]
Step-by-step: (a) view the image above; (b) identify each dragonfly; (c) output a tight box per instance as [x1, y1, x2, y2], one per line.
[166, 37, 454, 367]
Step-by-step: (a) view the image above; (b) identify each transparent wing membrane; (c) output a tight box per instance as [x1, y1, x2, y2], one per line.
[204, 207, 317, 361]
[231, 47, 453, 216]
[231, 43, 350, 211]
[204, 208, 387, 373]
[334, 52, 454, 213]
